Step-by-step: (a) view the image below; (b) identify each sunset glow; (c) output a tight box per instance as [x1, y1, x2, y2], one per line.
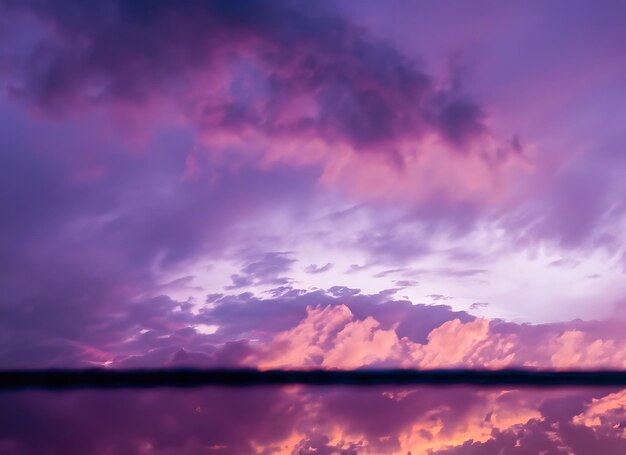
[1, 0, 625, 453]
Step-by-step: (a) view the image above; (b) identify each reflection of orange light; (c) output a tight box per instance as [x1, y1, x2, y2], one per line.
[573, 389, 626, 438]
[247, 389, 546, 454]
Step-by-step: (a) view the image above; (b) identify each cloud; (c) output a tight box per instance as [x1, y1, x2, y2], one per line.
[1, 0, 489, 155]
[0, 1, 624, 452]
[0, 280, 625, 452]
[427, 294, 453, 302]
[505, 144, 626, 251]
[1, 384, 624, 454]
[395, 280, 419, 287]
[469, 302, 489, 310]
[204, 297, 626, 371]
[548, 330, 626, 369]
[573, 388, 626, 439]
[226, 252, 296, 289]
[304, 262, 334, 274]
[0, 0, 528, 218]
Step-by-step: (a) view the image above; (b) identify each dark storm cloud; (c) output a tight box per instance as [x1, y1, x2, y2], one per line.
[0, 0, 490, 160]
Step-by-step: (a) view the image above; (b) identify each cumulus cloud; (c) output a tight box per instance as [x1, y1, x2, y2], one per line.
[548, 330, 626, 369]
[3, 283, 624, 371]
[251, 300, 626, 370]
[198, 297, 626, 371]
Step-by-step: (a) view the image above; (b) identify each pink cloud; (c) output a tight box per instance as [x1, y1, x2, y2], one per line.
[573, 389, 626, 439]
[242, 301, 626, 370]
[1, 0, 530, 212]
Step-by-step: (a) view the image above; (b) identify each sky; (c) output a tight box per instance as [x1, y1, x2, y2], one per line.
[1, 0, 626, 453]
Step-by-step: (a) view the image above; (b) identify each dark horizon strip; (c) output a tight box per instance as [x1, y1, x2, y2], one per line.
[1, 368, 626, 390]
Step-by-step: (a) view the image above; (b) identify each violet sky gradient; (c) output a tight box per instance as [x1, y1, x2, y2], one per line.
[1, 0, 626, 453]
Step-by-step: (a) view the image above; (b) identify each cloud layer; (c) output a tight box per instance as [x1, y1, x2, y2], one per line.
[1, 0, 626, 453]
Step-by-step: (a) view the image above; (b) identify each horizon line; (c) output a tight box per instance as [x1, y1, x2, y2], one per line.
[2, 368, 626, 390]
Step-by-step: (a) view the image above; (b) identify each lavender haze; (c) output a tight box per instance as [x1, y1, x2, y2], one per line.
[0, 0, 625, 453]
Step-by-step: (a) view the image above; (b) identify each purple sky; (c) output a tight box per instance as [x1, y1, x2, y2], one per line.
[1, 0, 626, 453]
